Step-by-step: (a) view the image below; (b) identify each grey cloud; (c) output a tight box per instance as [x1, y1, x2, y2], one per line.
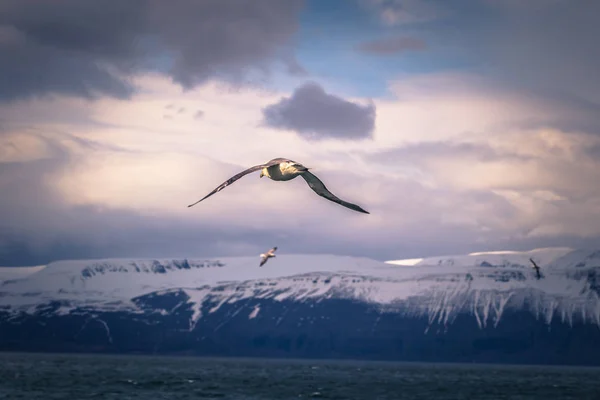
[370, 141, 532, 164]
[0, 0, 305, 102]
[284, 56, 309, 76]
[494, 86, 600, 135]
[357, 0, 600, 138]
[357, 36, 426, 55]
[360, 0, 600, 132]
[0, 36, 135, 102]
[262, 82, 376, 140]
[414, 0, 600, 109]
[147, 0, 305, 88]
[585, 145, 600, 162]
[367, 140, 600, 202]
[488, 3, 600, 105]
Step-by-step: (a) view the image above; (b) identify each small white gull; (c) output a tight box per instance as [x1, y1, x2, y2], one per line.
[187, 157, 369, 214]
[260, 246, 277, 267]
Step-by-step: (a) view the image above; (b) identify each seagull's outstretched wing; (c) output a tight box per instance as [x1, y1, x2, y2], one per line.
[269, 246, 278, 255]
[300, 171, 369, 214]
[188, 159, 284, 207]
[259, 254, 271, 267]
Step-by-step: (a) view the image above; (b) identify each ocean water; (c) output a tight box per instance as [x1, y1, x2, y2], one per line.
[1, 353, 599, 399]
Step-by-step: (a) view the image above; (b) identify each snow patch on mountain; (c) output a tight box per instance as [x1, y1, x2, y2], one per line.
[249, 305, 261, 319]
[387, 247, 574, 269]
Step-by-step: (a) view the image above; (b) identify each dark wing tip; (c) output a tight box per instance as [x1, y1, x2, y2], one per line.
[352, 205, 370, 214]
[187, 197, 207, 208]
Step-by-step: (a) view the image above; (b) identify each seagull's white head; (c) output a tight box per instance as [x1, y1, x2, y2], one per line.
[260, 167, 269, 178]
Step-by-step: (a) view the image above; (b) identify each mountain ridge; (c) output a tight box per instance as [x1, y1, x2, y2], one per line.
[1, 247, 600, 365]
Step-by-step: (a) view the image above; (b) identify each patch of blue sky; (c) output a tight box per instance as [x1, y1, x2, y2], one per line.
[288, 0, 477, 99]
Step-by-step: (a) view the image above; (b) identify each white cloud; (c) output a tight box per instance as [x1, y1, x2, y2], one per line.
[365, 72, 600, 242]
[0, 131, 54, 163]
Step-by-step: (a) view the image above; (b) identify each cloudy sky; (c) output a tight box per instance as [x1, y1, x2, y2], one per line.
[1, 0, 599, 266]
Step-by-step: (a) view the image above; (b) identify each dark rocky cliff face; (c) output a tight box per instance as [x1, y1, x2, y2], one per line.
[2, 289, 600, 366]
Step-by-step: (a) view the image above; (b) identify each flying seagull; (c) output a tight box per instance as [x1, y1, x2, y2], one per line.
[260, 246, 277, 267]
[187, 158, 369, 214]
[529, 258, 541, 280]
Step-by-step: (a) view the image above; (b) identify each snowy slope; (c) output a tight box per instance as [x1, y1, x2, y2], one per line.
[387, 247, 574, 268]
[0, 265, 45, 282]
[1, 247, 600, 331]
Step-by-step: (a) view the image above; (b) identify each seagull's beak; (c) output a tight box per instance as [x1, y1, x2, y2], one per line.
[259, 172, 264, 178]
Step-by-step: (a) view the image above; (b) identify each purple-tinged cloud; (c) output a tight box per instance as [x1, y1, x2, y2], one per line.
[0, 0, 305, 102]
[370, 141, 532, 164]
[262, 82, 376, 140]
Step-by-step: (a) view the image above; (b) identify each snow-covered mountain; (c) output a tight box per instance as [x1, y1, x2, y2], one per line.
[1, 247, 600, 364]
[2, 247, 599, 328]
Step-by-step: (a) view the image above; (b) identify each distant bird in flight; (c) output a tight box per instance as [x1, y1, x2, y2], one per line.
[529, 258, 541, 280]
[187, 158, 370, 214]
[260, 246, 277, 267]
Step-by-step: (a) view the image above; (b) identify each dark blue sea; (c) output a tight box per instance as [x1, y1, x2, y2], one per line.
[1, 352, 599, 399]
